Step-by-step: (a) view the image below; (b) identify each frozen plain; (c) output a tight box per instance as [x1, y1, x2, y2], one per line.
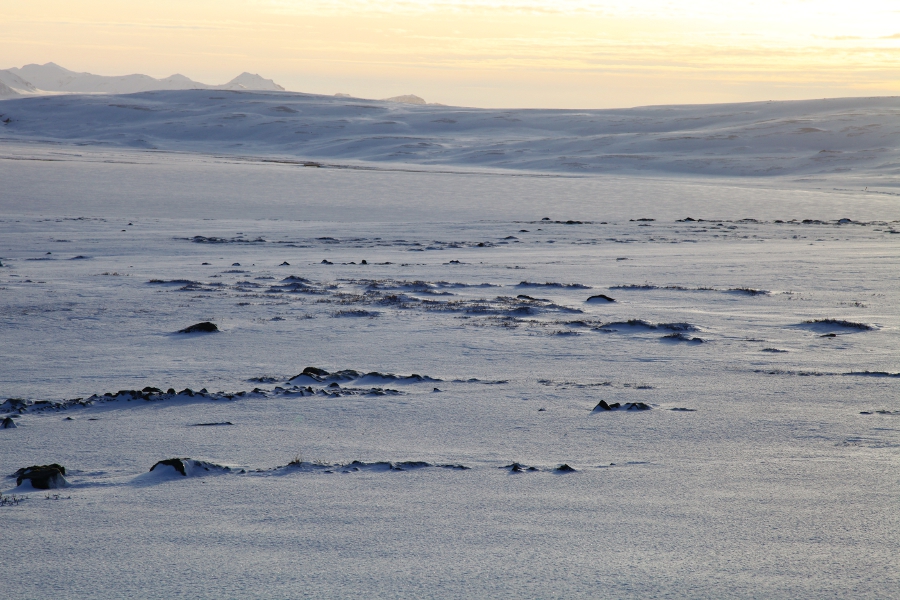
[1, 92, 900, 599]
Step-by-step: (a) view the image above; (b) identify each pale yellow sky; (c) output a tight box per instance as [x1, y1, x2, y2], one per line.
[2, 0, 899, 107]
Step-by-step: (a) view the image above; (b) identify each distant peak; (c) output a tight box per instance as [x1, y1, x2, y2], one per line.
[384, 94, 426, 105]
[223, 72, 285, 91]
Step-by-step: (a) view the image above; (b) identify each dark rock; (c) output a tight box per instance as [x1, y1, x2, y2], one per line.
[167, 388, 176, 394]
[1, 416, 16, 429]
[179, 388, 195, 396]
[12, 464, 66, 478]
[392, 461, 431, 470]
[177, 322, 218, 333]
[15, 465, 68, 489]
[556, 464, 576, 472]
[191, 422, 233, 427]
[504, 462, 525, 472]
[300, 366, 329, 378]
[820, 333, 837, 338]
[586, 294, 616, 303]
[625, 402, 651, 410]
[594, 400, 612, 411]
[150, 458, 188, 476]
[321, 259, 333, 264]
[662, 332, 704, 343]
[361, 259, 368, 265]
[142, 386, 163, 394]
[232, 263, 241, 266]
[279, 261, 290, 266]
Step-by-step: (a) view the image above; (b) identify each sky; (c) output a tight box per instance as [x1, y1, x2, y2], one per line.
[2, 0, 899, 108]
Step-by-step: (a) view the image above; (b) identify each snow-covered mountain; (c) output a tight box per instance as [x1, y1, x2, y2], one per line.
[0, 63, 285, 95]
[219, 71, 284, 92]
[0, 69, 39, 97]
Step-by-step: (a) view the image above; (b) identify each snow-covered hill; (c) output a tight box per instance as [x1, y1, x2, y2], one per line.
[0, 69, 38, 97]
[1, 88, 898, 177]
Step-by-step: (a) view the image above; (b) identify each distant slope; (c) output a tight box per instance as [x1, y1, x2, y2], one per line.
[4, 63, 284, 94]
[0, 70, 37, 95]
[1, 89, 898, 177]
[0, 81, 18, 99]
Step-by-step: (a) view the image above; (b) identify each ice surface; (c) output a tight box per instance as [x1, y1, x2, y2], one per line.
[0, 97, 899, 597]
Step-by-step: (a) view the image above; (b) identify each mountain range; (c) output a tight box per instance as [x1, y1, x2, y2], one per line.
[0, 62, 284, 97]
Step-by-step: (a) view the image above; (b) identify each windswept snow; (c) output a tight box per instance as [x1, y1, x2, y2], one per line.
[1, 89, 899, 598]
[1, 89, 898, 177]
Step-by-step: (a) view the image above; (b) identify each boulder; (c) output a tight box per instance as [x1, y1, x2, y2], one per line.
[586, 294, 616, 303]
[150, 458, 188, 476]
[177, 322, 218, 333]
[15, 465, 68, 489]
[1, 416, 16, 429]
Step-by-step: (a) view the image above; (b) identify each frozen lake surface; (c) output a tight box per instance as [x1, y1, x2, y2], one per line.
[1, 93, 899, 598]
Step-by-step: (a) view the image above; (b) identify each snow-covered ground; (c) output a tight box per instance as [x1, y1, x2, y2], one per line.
[2, 89, 899, 179]
[1, 94, 899, 598]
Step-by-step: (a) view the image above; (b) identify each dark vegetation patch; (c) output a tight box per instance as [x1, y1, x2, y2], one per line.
[273, 459, 469, 474]
[517, 281, 592, 289]
[332, 309, 380, 317]
[845, 371, 900, 378]
[610, 284, 765, 295]
[289, 366, 441, 384]
[603, 320, 698, 332]
[1, 381, 406, 416]
[661, 332, 704, 343]
[754, 369, 834, 376]
[592, 400, 652, 411]
[803, 318, 873, 330]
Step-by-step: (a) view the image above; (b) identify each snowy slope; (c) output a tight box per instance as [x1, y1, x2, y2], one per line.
[1, 89, 898, 177]
[0, 69, 38, 95]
